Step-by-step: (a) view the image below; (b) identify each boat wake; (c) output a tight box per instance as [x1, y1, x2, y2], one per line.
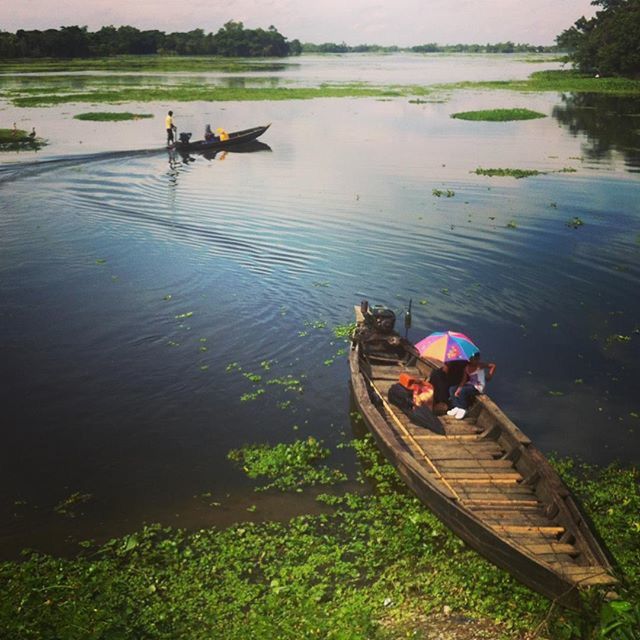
[0, 147, 167, 184]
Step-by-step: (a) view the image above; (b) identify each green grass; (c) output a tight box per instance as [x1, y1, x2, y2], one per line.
[451, 108, 546, 121]
[73, 111, 154, 121]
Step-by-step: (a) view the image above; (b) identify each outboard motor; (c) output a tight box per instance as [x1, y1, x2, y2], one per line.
[179, 132, 192, 144]
[364, 305, 396, 335]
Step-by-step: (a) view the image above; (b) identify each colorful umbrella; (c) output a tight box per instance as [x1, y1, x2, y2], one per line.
[414, 331, 479, 362]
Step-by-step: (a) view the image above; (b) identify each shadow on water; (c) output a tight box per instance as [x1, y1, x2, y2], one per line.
[552, 93, 640, 172]
[175, 140, 272, 165]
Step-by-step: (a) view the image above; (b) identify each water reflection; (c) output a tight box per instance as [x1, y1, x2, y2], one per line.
[173, 140, 272, 166]
[552, 93, 640, 172]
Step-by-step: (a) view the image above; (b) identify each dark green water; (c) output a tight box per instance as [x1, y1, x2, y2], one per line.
[1, 79, 639, 558]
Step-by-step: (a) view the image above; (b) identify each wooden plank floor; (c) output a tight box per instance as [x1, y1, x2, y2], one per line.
[372, 374, 593, 569]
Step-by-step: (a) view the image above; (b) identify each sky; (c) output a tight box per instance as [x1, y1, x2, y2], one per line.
[2, 0, 597, 46]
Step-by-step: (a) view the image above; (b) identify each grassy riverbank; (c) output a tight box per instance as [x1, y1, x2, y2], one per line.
[1, 433, 638, 639]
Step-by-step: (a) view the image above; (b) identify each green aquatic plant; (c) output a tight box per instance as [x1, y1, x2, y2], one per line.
[438, 70, 640, 96]
[1, 436, 638, 639]
[242, 372, 263, 383]
[73, 112, 154, 121]
[53, 492, 92, 517]
[451, 108, 546, 121]
[433, 188, 456, 197]
[475, 167, 542, 178]
[266, 375, 304, 394]
[8, 83, 434, 108]
[239, 389, 265, 402]
[332, 323, 356, 340]
[304, 319, 327, 330]
[227, 437, 347, 492]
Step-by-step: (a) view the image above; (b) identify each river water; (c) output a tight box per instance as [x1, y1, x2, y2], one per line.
[1, 54, 639, 558]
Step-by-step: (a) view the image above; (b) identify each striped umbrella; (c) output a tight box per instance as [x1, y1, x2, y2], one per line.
[414, 331, 479, 362]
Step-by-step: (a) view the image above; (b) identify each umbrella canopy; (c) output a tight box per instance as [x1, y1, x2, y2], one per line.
[415, 331, 479, 362]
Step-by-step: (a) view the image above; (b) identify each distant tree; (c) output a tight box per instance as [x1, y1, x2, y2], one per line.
[411, 43, 439, 53]
[557, 0, 640, 76]
[0, 22, 298, 58]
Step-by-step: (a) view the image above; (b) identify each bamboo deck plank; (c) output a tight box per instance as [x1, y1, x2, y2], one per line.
[523, 543, 580, 555]
[437, 459, 514, 470]
[424, 443, 505, 460]
[480, 513, 551, 527]
[446, 471, 523, 481]
[490, 524, 566, 535]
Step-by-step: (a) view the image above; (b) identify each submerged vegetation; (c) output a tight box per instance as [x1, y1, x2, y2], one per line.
[73, 111, 154, 121]
[0, 433, 638, 639]
[451, 108, 546, 121]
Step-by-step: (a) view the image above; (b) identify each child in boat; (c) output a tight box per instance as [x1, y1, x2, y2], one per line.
[204, 124, 216, 141]
[447, 353, 496, 420]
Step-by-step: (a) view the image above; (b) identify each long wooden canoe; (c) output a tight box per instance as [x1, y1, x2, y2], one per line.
[175, 124, 270, 152]
[349, 304, 618, 609]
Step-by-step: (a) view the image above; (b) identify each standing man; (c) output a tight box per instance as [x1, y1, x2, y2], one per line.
[165, 110, 176, 146]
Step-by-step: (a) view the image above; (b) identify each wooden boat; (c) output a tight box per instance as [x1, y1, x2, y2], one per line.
[349, 302, 618, 609]
[175, 124, 270, 152]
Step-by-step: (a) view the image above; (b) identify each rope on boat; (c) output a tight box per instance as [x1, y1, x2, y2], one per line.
[363, 373, 463, 503]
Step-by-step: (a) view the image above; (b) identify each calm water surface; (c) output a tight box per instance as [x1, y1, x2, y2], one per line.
[1, 55, 639, 558]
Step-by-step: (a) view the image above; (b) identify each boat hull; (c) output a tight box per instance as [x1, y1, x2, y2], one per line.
[349, 305, 617, 609]
[175, 124, 270, 152]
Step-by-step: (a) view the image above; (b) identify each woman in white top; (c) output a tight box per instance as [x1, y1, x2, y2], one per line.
[447, 352, 496, 420]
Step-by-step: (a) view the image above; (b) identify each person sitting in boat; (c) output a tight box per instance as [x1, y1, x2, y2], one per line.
[447, 353, 496, 420]
[429, 360, 466, 415]
[204, 124, 216, 141]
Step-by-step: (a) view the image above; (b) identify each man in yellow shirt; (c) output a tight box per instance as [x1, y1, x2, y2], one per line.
[165, 110, 176, 146]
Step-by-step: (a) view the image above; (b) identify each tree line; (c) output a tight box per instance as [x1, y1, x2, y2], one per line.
[303, 42, 556, 54]
[557, 0, 640, 76]
[0, 21, 302, 58]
